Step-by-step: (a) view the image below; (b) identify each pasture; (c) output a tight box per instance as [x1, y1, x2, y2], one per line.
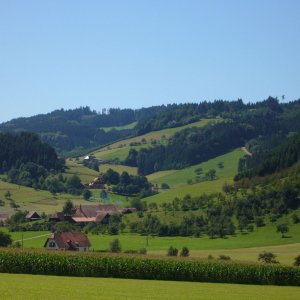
[5, 214, 300, 266]
[0, 180, 86, 215]
[145, 148, 244, 204]
[0, 273, 300, 300]
[100, 121, 137, 132]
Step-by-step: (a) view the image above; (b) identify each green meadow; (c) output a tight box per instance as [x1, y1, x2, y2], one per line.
[145, 148, 244, 204]
[4, 212, 300, 266]
[0, 180, 88, 215]
[65, 160, 99, 183]
[1, 273, 300, 300]
[100, 121, 138, 132]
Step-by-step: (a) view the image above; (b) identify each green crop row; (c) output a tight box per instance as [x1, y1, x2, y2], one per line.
[0, 249, 299, 286]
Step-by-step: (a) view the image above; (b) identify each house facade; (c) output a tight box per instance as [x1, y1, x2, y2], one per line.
[44, 232, 91, 251]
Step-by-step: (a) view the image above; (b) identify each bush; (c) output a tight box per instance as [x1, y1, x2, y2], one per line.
[139, 248, 147, 255]
[180, 247, 189, 257]
[0, 231, 12, 247]
[291, 214, 300, 224]
[218, 255, 231, 261]
[167, 246, 178, 256]
[161, 183, 170, 190]
[258, 251, 279, 264]
[294, 255, 300, 267]
[109, 239, 121, 253]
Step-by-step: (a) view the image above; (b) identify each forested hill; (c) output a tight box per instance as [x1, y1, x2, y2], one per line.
[0, 132, 63, 172]
[123, 98, 300, 175]
[1, 97, 300, 155]
[0, 106, 167, 153]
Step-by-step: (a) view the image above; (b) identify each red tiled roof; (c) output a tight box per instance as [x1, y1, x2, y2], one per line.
[47, 232, 91, 248]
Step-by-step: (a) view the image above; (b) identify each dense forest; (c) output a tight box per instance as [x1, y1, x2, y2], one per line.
[0, 132, 63, 172]
[0, 132, 84, 195]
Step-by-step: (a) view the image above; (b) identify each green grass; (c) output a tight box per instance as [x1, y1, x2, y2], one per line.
[99, 163, 137, 175]
[100, 121, 137, 132]
[65, 160, 99, 184]
[145, 148, 244, 204]
[1, 273, 300, 300]
[92, 118, 220, 161]
[3, 212, 300, 265]
[0, 180, 96, 215]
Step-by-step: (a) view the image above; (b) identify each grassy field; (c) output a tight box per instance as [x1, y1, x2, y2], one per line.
[99, 163, 137, 175]
[92, 118, 220, 161]
[145, 148, 244, 204]
[5, 213, 300, 265]
[0, 180, 94, 215]
[100, 121, 137, 132]
[65, 160, 99, 184]
[1, 273, 299, 300]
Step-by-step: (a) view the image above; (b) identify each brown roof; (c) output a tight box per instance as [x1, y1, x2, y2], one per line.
[50, 212, 64, 221]
[74, 204, 121, 218]
[46, 232, 91, 248]
[71, 212, 110, 223]
[26, 211, 41, 219]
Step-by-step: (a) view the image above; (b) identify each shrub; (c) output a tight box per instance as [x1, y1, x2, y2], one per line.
[258, 251, 279, 264]
[207, 254, 214, 260]
[139, 248, 147, 255]
[276, 223, 289, 238]
[109, 239, 121, 253]
[0, 231, 12, 247]
[291, 214, 300, 224]
[167, 246, 178, 256]
[180, 247, 189, 257]
[218, 255, 231, 261]
[294, 255, 300, 267]
[161, 183, 170, 190]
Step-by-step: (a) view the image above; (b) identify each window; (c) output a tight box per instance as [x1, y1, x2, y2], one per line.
[49, 241, 56, 248]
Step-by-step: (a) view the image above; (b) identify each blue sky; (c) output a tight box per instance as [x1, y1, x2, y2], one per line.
[0, 0, 299, 122]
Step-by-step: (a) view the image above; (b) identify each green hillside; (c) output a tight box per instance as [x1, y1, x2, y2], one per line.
[91, 118, 220, 161]
[146, 148, 244, 204]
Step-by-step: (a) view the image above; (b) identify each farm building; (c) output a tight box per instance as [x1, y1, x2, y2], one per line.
[26, 211, 41, 221]
[44, 232, 91, 251]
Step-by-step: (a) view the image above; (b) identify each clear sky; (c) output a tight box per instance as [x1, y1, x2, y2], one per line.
[0, 0, 300, 122]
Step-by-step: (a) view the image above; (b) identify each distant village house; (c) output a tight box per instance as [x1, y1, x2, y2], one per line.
[44, 232, 91, 251]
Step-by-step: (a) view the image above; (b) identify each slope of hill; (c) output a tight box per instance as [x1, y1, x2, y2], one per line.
[145, 149, 244, 204]
[91, 118, 220, 162]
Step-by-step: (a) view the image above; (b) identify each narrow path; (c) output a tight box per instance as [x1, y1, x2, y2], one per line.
[15, 233, 50, 242]
[241, 146, 252, 156]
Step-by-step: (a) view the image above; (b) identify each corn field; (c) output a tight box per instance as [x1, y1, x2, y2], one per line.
[0, 249, 299, 286]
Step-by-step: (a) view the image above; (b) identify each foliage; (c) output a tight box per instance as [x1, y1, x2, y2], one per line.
[167, 246, 178, 256]
[109, 239, 122, 253]
[62, 200, 74, 214]
[180, 247, 189, 257]
[0, 231, 12, 247]
[276, 224, 289, 238]
[82, 189, 92, 200]
[294, 255, 300, 267]
[258, 251, 279, 264]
